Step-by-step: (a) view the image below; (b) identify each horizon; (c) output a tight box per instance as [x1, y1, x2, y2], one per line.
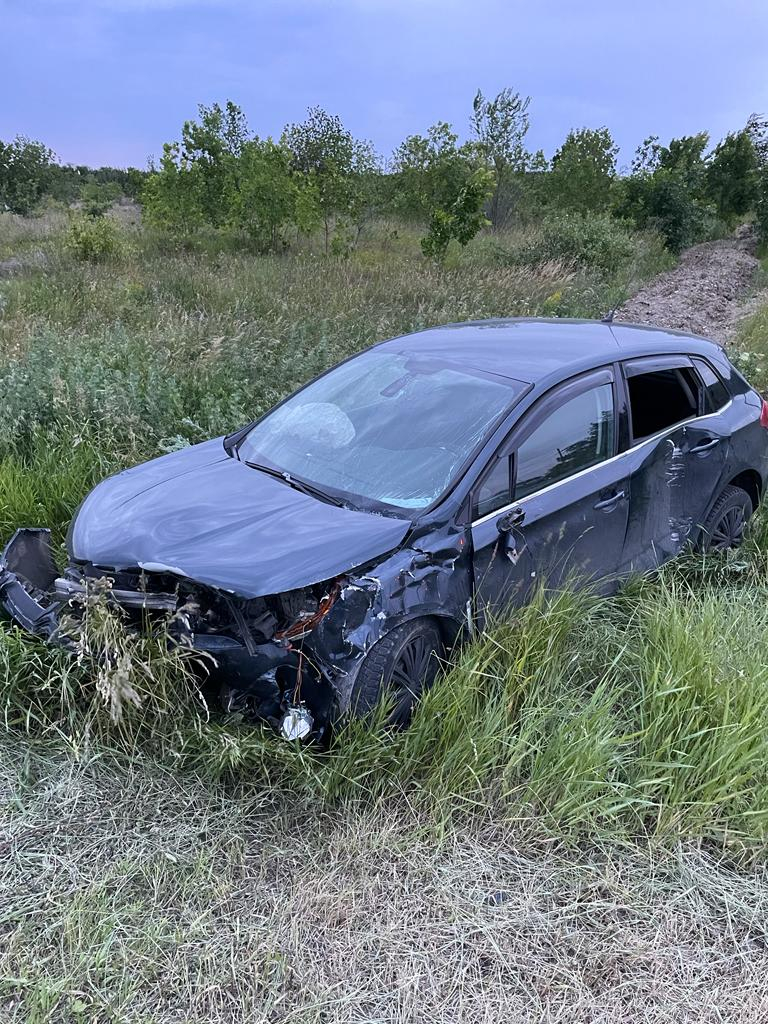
[2, 0, 768, 170]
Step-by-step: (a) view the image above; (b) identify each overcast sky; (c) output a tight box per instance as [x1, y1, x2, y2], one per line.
[3, 0, 767, 169]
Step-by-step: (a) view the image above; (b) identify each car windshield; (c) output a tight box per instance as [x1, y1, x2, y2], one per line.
[237, 349, 526, 511]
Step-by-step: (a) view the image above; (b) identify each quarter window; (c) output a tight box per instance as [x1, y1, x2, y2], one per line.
[692, 358, 730, 413]
[514, 383, 615, 499]
[475, 456, 511, 518]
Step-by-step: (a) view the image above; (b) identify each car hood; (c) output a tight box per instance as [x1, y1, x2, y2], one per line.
[68, 438, 411, 598]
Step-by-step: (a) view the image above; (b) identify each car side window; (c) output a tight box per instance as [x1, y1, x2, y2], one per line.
[474, 456, 511, 518]
[625, 366, 699, 442]
[692, 357, 730, 413]
[514, 382, 615, 500]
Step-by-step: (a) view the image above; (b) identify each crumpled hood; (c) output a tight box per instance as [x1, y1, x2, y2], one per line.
[69, 438, 411, 598]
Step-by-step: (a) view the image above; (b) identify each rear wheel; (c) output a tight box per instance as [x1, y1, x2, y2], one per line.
[698, 485, 753, 552]
[351, 619, 443, 727]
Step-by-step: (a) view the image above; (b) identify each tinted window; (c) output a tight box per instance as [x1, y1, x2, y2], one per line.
[514, 383, 615, 499]
[238, 350, 526, 511]
[475, 456, 511, 518]
[692, 358, 730, 412]
[626, 368, 698, 441]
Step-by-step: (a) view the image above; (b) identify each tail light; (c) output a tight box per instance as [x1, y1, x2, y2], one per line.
[761, 400, 768, 429]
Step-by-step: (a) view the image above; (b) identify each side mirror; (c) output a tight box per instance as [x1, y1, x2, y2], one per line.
[497, 506, 525, 535]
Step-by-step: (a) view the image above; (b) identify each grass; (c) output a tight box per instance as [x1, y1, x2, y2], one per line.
[3, 210, 768, 1020]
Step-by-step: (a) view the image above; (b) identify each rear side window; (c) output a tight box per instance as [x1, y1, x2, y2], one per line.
[514, 383, 614, 499]
[626, 367, 699, 442]
[692, 357, 730, 412]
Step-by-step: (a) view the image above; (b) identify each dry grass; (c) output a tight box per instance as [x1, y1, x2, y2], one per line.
[2, 212, 765, 1022]
[2, 743, 768, 1023]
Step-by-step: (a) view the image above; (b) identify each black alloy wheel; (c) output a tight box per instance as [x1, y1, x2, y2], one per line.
[352, 619, 443, 726]
[699, 485, 753, 553]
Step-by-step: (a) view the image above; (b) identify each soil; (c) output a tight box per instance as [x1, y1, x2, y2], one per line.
[616, 224, 767, 343]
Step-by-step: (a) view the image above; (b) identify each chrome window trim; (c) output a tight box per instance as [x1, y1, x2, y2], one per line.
[471, 400, 733, 528]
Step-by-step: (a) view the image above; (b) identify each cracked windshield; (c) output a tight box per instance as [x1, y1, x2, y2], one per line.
[238, 350, 526, 509]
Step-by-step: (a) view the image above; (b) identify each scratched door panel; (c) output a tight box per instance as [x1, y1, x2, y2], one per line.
[471, 456, 630, 621]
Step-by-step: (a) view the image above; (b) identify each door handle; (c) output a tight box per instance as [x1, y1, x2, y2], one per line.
[497, 506, 525, 534]
[594, 489, 625, 511]
[691, 437, 720, 454]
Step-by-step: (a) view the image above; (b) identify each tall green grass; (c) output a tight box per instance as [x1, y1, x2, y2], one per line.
[3, 551, 768, 848]
[6, 211, 767, 851]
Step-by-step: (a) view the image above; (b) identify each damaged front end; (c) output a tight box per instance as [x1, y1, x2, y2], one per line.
[0, 528, 344, 738]
[1, 519, 470, 740]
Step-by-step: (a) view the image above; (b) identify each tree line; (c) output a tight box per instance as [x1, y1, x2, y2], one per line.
[2, 91, 767, 260]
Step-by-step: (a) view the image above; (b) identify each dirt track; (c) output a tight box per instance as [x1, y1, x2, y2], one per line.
[617, 226, 766, 343]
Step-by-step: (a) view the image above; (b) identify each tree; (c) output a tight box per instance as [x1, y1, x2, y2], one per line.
[178, 101, 248, 227]
[393, 122, 493, 262]
[142, 142, 205, 233]
[705, 130, 759, 224]
[748, 114, 768, 244]
[549, 127, 618, 213]
[142, 101, 249, 233]
[282, 107, 378, 252]
[614, 168, 704, 253]
[0, 136, 54, 214]
[470, 87, 531, 228]
[227, 138, 304, 248]
[660, 133, 709, 188]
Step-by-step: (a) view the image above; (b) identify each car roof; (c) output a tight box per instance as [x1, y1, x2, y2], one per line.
[375, 318, 725, 388]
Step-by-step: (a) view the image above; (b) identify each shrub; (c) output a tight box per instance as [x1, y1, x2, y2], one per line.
[506, 212, 635, 273]
[705, 129, 759, 225]
[613, 169, 707, 253]
[63, 215, 122, 262]
[756, 166, 768, 248]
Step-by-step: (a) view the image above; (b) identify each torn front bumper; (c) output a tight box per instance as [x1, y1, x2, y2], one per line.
[0, 528, 335, 734]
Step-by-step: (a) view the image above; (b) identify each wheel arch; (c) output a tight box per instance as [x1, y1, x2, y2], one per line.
[726, 468, 762, 510]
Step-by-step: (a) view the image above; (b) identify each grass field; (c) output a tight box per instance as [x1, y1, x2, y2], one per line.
[3, 211, 768, 1021]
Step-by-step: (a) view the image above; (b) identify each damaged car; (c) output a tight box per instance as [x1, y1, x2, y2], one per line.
[2, 318, 768, 740]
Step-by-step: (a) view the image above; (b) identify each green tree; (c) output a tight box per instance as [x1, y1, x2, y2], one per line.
[142, 142, 204, 233]
[614, 168, 704, 253]
[705, 130, 759, 224]
[749, 114, 768, 244]
[142, 101, 249, 232]
[0, 136, 54, 214]
[548, 127, 618, 213]
[178, 101, 248, 226]
[393, 122, 493, 262]
[282, 107, 377, 252]
[470, 87, 531, 228]
[227, 138, 303, 249]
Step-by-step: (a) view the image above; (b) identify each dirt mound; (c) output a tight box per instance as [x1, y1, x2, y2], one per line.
[617, 226, 764, 343]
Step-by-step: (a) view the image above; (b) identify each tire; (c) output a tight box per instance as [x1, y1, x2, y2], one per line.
[698, 485, 753, 553]
[351, 619, 443, 727]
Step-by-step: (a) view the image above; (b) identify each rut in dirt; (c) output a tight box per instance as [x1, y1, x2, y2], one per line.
[616, 225, 766, 344]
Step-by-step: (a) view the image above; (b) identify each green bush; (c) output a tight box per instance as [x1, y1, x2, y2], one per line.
[63, 215, 122, 262]
[504, 212, 636, 273]
[613, 168, 708, 253]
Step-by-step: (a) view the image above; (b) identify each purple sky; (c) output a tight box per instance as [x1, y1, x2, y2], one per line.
[3, 0, 768, 169]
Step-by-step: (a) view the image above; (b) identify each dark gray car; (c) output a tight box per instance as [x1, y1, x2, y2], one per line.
[2, 318, 767, 739]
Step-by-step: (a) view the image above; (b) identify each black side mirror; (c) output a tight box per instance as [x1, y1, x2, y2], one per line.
[497, 506, 525, 535]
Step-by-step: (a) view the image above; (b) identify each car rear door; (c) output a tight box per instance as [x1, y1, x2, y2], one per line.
[619, 355, 731, 569]
[470, 367, 630, 621]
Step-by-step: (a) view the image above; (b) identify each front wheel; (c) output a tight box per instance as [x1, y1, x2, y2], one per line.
[698, 485, 753, 553]
[351, 619, 443, 727]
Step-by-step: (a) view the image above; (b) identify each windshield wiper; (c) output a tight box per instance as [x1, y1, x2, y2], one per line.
[244, 461, 348, 509]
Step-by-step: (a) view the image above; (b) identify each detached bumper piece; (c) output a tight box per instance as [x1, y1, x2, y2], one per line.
[0, 529, 63, 640]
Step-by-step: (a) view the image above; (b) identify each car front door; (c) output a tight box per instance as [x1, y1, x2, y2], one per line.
[470, 367, 630, 622]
